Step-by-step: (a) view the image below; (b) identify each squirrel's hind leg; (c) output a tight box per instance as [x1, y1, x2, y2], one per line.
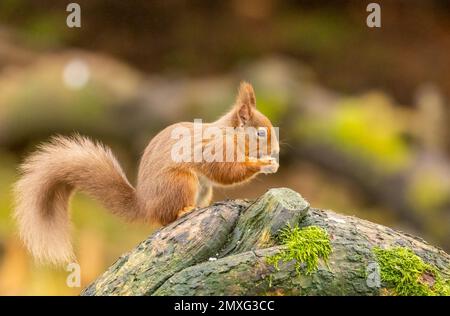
[151, 170, 198, 225]
[175, 176, 213, 220]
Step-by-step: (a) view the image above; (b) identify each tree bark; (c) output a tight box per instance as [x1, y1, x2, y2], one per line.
[81, 188, 450, 296]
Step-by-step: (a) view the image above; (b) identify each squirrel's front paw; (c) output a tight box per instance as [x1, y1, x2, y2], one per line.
[260, 157, 279, 174]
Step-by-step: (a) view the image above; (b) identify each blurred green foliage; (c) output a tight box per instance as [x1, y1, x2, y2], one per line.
[408, 168, 450, 213]
[255, 93, 288, 123]
[297, 94, 413, 173]
[0, 152, 17, 234]
[21, 13, 66, 47]
[276, 10, 354, 56]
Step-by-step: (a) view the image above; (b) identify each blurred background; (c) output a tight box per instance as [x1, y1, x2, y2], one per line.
[0, 0, 449, 295]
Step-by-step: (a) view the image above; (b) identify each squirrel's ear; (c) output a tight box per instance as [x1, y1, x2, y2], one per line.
[233, 81, 256, 126]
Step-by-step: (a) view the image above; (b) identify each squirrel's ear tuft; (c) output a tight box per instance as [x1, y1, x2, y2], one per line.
[237, 81, 256, 108]
[233, 81, 256, 126]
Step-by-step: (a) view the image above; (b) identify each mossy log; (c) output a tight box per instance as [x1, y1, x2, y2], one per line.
[82, 188, 450, 296]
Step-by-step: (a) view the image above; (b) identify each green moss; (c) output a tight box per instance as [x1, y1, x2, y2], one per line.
[267, 225, 332, 275]
[374, 247, 450, 296]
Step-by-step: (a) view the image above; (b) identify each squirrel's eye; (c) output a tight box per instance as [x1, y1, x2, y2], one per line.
[257, 128, 267, 137]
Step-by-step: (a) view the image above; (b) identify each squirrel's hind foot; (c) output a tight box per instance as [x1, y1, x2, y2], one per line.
[177, 205, 196, 219]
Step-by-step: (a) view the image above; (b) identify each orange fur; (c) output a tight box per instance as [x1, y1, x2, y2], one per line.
[13, 82, 280, 265]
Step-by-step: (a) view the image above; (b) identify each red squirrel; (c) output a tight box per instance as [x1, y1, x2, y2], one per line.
[13, 82, 280, 265]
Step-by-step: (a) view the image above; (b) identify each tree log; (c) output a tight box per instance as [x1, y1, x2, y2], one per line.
[82, 188, 450, 296]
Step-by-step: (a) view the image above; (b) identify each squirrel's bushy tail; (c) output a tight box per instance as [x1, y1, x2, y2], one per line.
[13, 135, 137, 265]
